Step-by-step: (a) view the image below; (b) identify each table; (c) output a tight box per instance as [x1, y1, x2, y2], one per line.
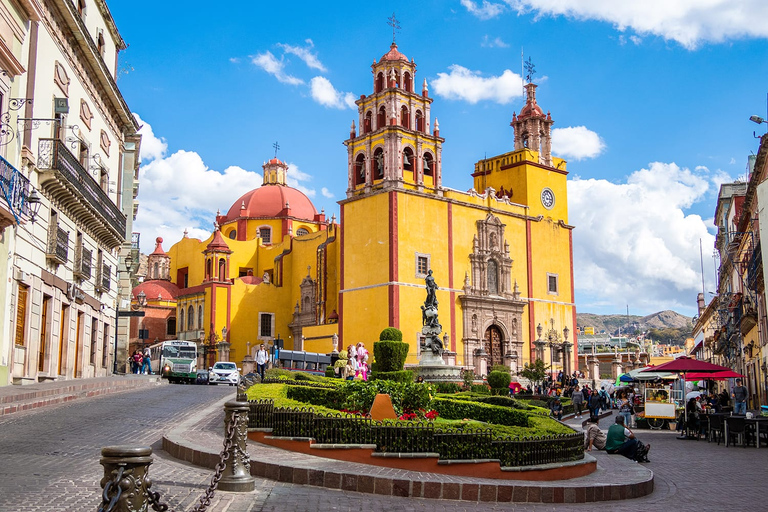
[745, 417, 768, 449]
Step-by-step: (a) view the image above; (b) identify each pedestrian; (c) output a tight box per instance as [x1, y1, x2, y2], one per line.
[572, 385, 584, 418]
[142, 348, 152, 375]
[732, 379, 748, 415]
[606, 415, 650, 462]
[132, 350, 143, 375]
[256, 343, 269, 381]
[619, 392, 633, 427]
[588, 390, 600, 420]
[550, 398, 563, 421]
[599, 386, 609, 413]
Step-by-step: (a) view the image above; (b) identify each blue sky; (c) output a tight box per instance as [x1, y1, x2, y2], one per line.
[109, 0, 768, 317]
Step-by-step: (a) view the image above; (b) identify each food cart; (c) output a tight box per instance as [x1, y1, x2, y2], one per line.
[641, 384, 678, 429]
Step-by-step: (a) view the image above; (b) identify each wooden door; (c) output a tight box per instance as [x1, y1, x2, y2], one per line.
[58, 305, 68, 375]
[39, 296, 50, 372]
[484, 325, 504, 367]
[74, 312, 82, 377]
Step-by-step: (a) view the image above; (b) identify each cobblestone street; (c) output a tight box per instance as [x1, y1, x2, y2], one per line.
[1, 385, 766, 512]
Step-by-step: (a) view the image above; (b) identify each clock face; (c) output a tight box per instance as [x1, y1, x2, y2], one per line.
[541, 188, 555, 209]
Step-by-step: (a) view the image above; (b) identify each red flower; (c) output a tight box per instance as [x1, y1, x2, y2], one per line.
[425, 410, 439, 420]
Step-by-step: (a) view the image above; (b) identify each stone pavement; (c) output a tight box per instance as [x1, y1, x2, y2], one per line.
[0, 373, 165, 417]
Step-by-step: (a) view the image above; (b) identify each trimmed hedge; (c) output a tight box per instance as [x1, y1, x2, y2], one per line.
[434, 382, 462, 394]
[286, 385, 345, 409]
[487, 370, 511, 391]
[379, 327, 403, 341]
[490, 365, 511, 374]
[369, 370, 413, 383]
[324, 367, 335, 378]
[431, 397, 529, 427]
[470, 384, 491, 394]
[371, 340, 409, 373]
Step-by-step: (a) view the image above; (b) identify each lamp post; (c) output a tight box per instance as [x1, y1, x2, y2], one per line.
[562, 326, 572, 379]
[534, 323, 546, 362]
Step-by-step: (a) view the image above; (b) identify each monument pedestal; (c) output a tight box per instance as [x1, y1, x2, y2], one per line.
[412, 349, 462, 382]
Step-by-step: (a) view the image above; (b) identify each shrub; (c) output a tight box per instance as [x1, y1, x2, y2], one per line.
[325, 367, 336, 378]
[286, 385, 345, 409]
[369, 370, 413, 383]
[470, 384, 490, 394]
[461, 368, 475, 389]
[434, 382, 461, 394]
[379, 327, 403, 341]
[491, 365, 511, 374]
[372, 341, 409, 372]
[487, 370, 512, 391]
[431, 398, 529, 427]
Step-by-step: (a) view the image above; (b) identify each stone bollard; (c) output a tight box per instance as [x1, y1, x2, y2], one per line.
[218, 400, 256, 492]
[99, 445, 153, 512]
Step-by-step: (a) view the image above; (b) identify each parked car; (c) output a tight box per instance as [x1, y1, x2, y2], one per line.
[195, 370, 209, 385]
[208, 362, 240, 386]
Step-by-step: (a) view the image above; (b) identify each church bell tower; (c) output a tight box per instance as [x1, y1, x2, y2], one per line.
[343, 42, 445, 197]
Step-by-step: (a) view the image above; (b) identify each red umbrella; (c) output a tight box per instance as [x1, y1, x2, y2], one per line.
[641, 356, 731, 373]
[685, 370, 745, 380]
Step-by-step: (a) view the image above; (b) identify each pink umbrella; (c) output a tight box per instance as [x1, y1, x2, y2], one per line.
[685, 370, 745, 380]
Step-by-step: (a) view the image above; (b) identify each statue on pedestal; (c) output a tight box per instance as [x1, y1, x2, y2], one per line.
[421, 270, 443, 356]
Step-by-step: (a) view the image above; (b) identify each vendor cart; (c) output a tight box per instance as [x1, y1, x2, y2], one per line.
[642, 385, 677, 429]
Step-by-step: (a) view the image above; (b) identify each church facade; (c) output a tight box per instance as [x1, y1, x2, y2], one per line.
[132, 43, 577, 376]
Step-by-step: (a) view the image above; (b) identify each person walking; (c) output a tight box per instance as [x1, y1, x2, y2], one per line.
[618, 393, 633, 427]
[141, 348, 152, 375]
[255, 344, 269, 381]
[132, 350, 143, 375]
[732, 379, 748, 415]
[572, 385, 584, 418]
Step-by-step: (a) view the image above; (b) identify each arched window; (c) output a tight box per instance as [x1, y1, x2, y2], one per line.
[259, 227, 271, 244]
[402, 147, 414, 173]
[205, 258, 212, 280]
[377, 106, 386, 129]
[198, 305, 203, 329]
[153, 262, 158, 278]
[487, 260, 499, 294]
[415, 110, 424, 132]
[179, 308, 185, 332]
[373, 148, 384, 180]
[167, 317, 176, 336]
[187, 305, 194, 330]
[403, 71, 412, 93]
[375, 72, 384, 93]
[228, 230, 237, 240]
[364, 111, 372, 133]
[354, 154, 365, 186]
[423, 152, 434, 177]
[296, 228, 309, 236]
[400, 105, 409, 129]
[218, 258, 226, 281]
[97, 32, 105, 57]
[394, 70, 400, 87]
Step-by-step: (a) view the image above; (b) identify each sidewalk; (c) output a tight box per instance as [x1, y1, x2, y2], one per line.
[163, 398, 654, 505]
[0, 374, 165, 417]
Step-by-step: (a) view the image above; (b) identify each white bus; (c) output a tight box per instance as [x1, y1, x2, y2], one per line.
[153, 340, 198, 384]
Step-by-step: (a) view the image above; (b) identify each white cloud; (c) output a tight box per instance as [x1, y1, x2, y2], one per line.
[321, 187, 334, 198]
[506, 0, 768, 49]
[462, 0, 506, 20]
[251, 51, 304, 85]
[133, 119, 317, 253]
[481, 35, 510, 48]
[552, 126, 606, 161]
[569, 162, 723, 314]
[309, 76, 356, 109]
[134, 113, 167, 162]
[432, 65, 523, 104]
[277, 40, 326, 71]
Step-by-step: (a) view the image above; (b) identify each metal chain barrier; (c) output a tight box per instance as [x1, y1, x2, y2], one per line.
[99, 401, 252, 512]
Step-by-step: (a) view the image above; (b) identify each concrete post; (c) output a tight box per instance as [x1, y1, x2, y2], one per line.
[218, 400, 256, 492]
[99, 445, 153, 511]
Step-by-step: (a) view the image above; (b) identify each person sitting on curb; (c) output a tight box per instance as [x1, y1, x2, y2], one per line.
[550, 398, 563, 421]
[606, 415, 650, 462]
[584, 416, 607, 451]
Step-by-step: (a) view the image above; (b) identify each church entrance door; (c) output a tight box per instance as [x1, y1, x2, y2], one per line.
[484, 325, 504, 367]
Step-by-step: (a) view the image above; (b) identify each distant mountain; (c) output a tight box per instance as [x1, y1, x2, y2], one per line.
[576, 310, 693, 342]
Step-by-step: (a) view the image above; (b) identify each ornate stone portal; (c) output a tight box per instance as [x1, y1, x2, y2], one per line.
[459, 214, 527, 377]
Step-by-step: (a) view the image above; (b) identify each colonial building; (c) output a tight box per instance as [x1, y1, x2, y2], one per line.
[134, 43, 577, 376]
[0, 0, 140, 385]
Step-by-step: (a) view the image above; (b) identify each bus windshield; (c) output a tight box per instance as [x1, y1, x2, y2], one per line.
[163, 346, 196, 359]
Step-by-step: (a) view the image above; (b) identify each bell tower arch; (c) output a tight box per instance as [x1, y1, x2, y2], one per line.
[344, 43, 445, 198]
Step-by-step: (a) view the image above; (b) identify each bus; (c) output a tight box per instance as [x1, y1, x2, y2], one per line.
[153, 340, 199, 384]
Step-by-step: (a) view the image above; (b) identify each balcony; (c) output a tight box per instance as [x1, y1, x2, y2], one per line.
[38, 139, 126, 248]
[748, 242, 762, 291]
[0, 154, 32, 230]
[73, 245, 92, 280]
[96, 263, 111, 293]
[46, 225, 69, 264]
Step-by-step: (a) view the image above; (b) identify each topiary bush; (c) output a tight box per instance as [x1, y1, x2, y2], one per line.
[371, 340, 409, 373]
[379, 327, 403, 341]
[434, 382, 462, 394]
[286, 385, 345, 409]
[431, 397, 529, 427]
[491, 365, 511, 374]
[470, 383, 491, 395]
[325, 367, 336, 378]
[488, 370, 512, 389]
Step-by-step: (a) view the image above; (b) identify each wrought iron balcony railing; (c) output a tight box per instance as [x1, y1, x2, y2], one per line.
[74, 244, 92, 280]
[131, 232, 140, 250]
[0, 154, 32, 224]
[46, 225, 69, 264]
[38, 138, 126, 243]
[96, 263, 111, 293]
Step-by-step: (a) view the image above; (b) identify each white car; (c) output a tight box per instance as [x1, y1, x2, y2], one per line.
[208, 362, 240, 386]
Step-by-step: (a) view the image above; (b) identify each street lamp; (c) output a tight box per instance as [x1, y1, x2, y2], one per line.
[137, 290, 147, 307]
[26, 188, 42, 223]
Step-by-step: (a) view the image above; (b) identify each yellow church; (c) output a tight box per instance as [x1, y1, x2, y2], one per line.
[133, 43, 577, 377]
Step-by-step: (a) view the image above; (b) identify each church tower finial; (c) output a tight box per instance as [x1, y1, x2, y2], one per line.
[262, 157, 289, 186]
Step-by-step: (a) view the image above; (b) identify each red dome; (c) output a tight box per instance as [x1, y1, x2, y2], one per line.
[225, 184, 317, 222]
[381, 43, 408, 62]
[132, 280, 180, 301]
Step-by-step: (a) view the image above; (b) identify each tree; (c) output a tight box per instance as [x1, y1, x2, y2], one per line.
[518, 359, 549, 389]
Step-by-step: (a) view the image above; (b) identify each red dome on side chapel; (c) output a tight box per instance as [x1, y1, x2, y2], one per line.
[132, 280, 180, 301]
[225, 185, 317, 222]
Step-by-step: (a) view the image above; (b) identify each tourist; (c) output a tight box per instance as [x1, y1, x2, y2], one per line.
[142, 347, 152, 375]
[584, 417, 606, 451]
[355, 342, 369, 380]
[732, 379, 748, 415]
[572, 385, 584, 418]
[550, 398, 563, 421]
[588, 390, 600, 420]
[606, 415, 650, 462]
[618, 393, 633, 427]
[132, 350, 143, 375]
[599, 386, 609, 413]
[256, 344, 269, 381]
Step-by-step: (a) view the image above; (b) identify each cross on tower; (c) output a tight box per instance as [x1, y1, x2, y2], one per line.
[387, 12, 401, 44]
[524, 56, 536, 84]
[272, 141, 280, 158]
